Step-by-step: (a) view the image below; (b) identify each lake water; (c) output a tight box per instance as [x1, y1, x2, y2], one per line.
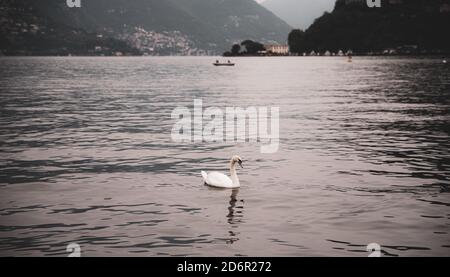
[0, 56, 449, 257]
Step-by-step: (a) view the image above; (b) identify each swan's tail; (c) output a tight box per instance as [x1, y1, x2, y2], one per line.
[201, 171, 208, 183]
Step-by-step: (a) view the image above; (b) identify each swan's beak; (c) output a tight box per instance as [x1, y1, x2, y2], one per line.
[238, 160, 243, 168]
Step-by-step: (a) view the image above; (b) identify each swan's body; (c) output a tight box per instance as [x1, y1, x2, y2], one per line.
[201, 171, 236, 188]
[201, 156, 243, 189]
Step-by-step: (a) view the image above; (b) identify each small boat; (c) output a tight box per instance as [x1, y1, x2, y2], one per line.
[347, 54, 353, 63]
[213, 62, 235, 66]
[213, 60, 235, 66]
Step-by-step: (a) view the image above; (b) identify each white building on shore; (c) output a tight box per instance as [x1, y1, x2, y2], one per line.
[264, 44, 289, 55]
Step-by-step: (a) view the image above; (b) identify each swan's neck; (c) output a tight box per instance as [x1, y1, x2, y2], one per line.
[229, 161, 240, 186]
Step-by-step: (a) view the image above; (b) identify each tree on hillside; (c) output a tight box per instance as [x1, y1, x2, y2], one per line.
[241, 40, 265, 55]
[231, 44, 241, 55]
[288, 29, 306, 54]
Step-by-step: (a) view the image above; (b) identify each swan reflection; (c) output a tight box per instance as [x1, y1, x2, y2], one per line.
[226, 189, 244, 244]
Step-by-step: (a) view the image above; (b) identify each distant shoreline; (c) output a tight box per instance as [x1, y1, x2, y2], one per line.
[0, 54, 448, 58]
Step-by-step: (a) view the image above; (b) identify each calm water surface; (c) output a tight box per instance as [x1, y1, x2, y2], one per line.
[0, 57, 449, 256]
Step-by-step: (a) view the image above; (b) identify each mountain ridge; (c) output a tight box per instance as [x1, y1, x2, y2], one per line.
[1, 0, 292, 55]
[288, 0, 450, 54]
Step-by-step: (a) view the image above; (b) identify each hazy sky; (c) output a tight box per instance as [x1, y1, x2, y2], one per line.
[256, 0, 336, 29]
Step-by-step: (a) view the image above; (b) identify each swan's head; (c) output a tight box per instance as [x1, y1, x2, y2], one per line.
[231, 155, 243, 168]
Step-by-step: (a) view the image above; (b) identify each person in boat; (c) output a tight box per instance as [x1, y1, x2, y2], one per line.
[228, 60, 231, 63]
[216, 60, 219, 64]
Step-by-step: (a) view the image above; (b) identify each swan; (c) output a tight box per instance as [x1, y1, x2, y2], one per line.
[201, 155, 243, 188]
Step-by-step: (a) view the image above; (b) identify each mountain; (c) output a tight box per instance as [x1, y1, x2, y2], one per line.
[288, 0, 450, 54]
[261, 0, 335, 29]
[0, 0, 140, 56]
[0, 0, 292, 55]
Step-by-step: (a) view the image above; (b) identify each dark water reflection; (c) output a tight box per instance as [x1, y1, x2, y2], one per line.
[0, 56, 449, 256]
[226, 189, 243, 244]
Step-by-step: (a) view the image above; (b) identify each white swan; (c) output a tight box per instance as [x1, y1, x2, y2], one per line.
[201, 156, 243, 188]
